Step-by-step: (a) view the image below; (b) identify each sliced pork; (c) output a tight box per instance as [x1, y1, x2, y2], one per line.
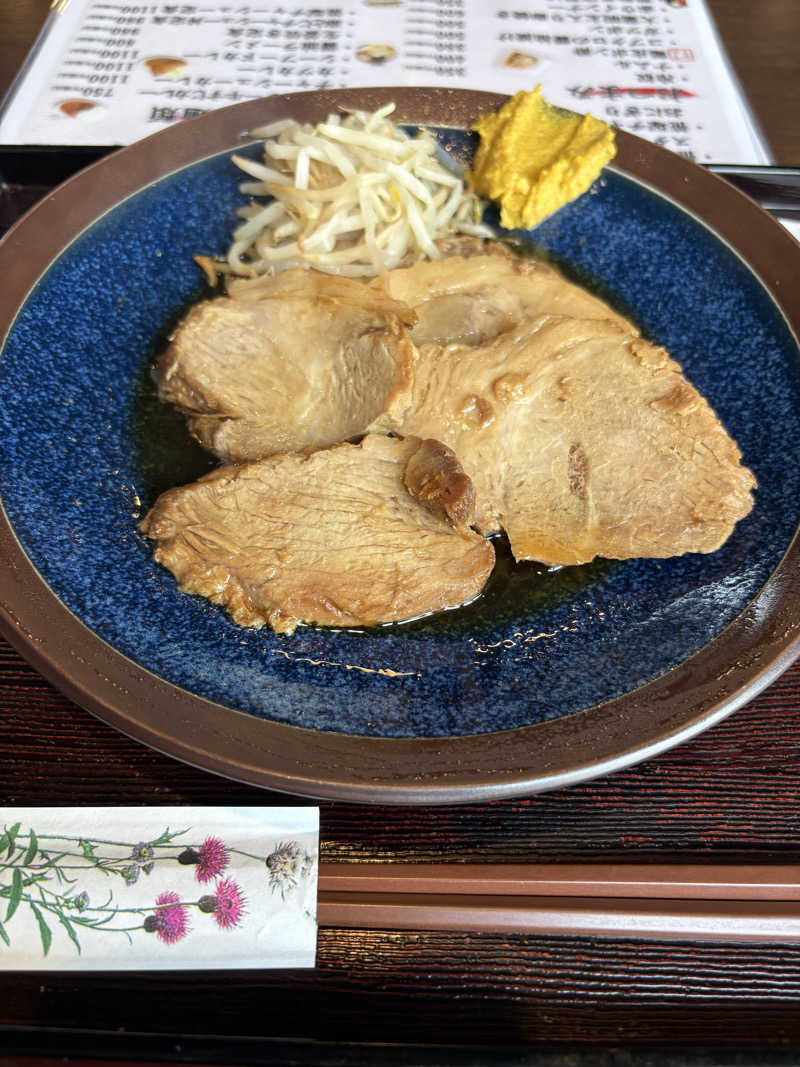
[397, 315, 756, 565]
[372, 238, 635, 347]
[145, 244, 756, 636]
[139, 435, 494, 634]
[155, 269, 416, 463]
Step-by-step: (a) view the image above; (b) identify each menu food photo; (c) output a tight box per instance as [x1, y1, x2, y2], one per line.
[0, 0, 771, 163]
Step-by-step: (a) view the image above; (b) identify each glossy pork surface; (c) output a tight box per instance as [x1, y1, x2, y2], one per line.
[372, 238, 635, 347]
[155, 269, 416, 463]
[140, 435, 494, 634]
[397, 315, 756, 565]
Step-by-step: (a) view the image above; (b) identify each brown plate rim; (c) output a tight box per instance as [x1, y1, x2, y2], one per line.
[1, 86, 800, 805]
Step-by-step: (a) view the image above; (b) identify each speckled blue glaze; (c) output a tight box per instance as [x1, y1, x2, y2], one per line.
[1, 130, 798, 738]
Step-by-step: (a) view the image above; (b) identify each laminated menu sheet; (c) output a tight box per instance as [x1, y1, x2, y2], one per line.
[0, 0, 771, 163]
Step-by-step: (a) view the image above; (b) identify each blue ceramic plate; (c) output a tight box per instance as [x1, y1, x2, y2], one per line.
[1, 88, 799, 803]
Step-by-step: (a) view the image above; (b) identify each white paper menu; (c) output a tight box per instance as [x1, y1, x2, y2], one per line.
[0, 0, 771, 164]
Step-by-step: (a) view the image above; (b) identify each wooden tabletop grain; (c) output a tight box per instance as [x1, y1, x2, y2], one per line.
[3, 2, 800, 1061]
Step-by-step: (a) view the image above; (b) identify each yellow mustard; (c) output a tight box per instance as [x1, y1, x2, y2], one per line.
[469, 86, 616, 230]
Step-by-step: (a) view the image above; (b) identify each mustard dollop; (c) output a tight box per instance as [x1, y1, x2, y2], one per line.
[470, 86, 616, 231]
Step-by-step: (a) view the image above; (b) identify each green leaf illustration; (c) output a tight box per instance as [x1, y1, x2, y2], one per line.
[5, 869, 23, 922]
[56, 914, 81, 956]
[79, 840, 96, 861]
[0, 833, 7, 855]
[23, 830, 38, 866]
[29, 902, 52, 957]
[5, 823, 21, 859]
[0, 919, 9, 946]
[151, 826, 190, 846]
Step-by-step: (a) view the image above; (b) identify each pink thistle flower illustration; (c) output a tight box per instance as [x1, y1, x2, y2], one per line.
[198, 878, 246, 930]
[143, 890, 190, 944]
[196, 836, 230, 883]
[177, 836, 230, 883]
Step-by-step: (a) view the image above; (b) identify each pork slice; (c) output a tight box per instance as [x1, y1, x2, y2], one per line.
[139, 435, 494, 634]
[396, 326, 523, 534]
[372, 243, 634, 348]
[498, 322, 757, 565]
[397, 315, 756, 565]
[155, 269, 416, 463]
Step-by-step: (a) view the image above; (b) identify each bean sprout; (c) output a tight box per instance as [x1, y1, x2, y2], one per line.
[213, 102, 492, 279]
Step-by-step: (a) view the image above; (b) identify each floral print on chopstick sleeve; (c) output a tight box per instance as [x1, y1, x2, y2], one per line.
[0, 820, 315, 960]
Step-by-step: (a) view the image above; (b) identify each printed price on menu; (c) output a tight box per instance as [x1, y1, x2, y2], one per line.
[0, 0, 770, 163]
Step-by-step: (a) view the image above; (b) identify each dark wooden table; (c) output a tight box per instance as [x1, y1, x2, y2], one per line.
[3, 2, 800, 1063]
